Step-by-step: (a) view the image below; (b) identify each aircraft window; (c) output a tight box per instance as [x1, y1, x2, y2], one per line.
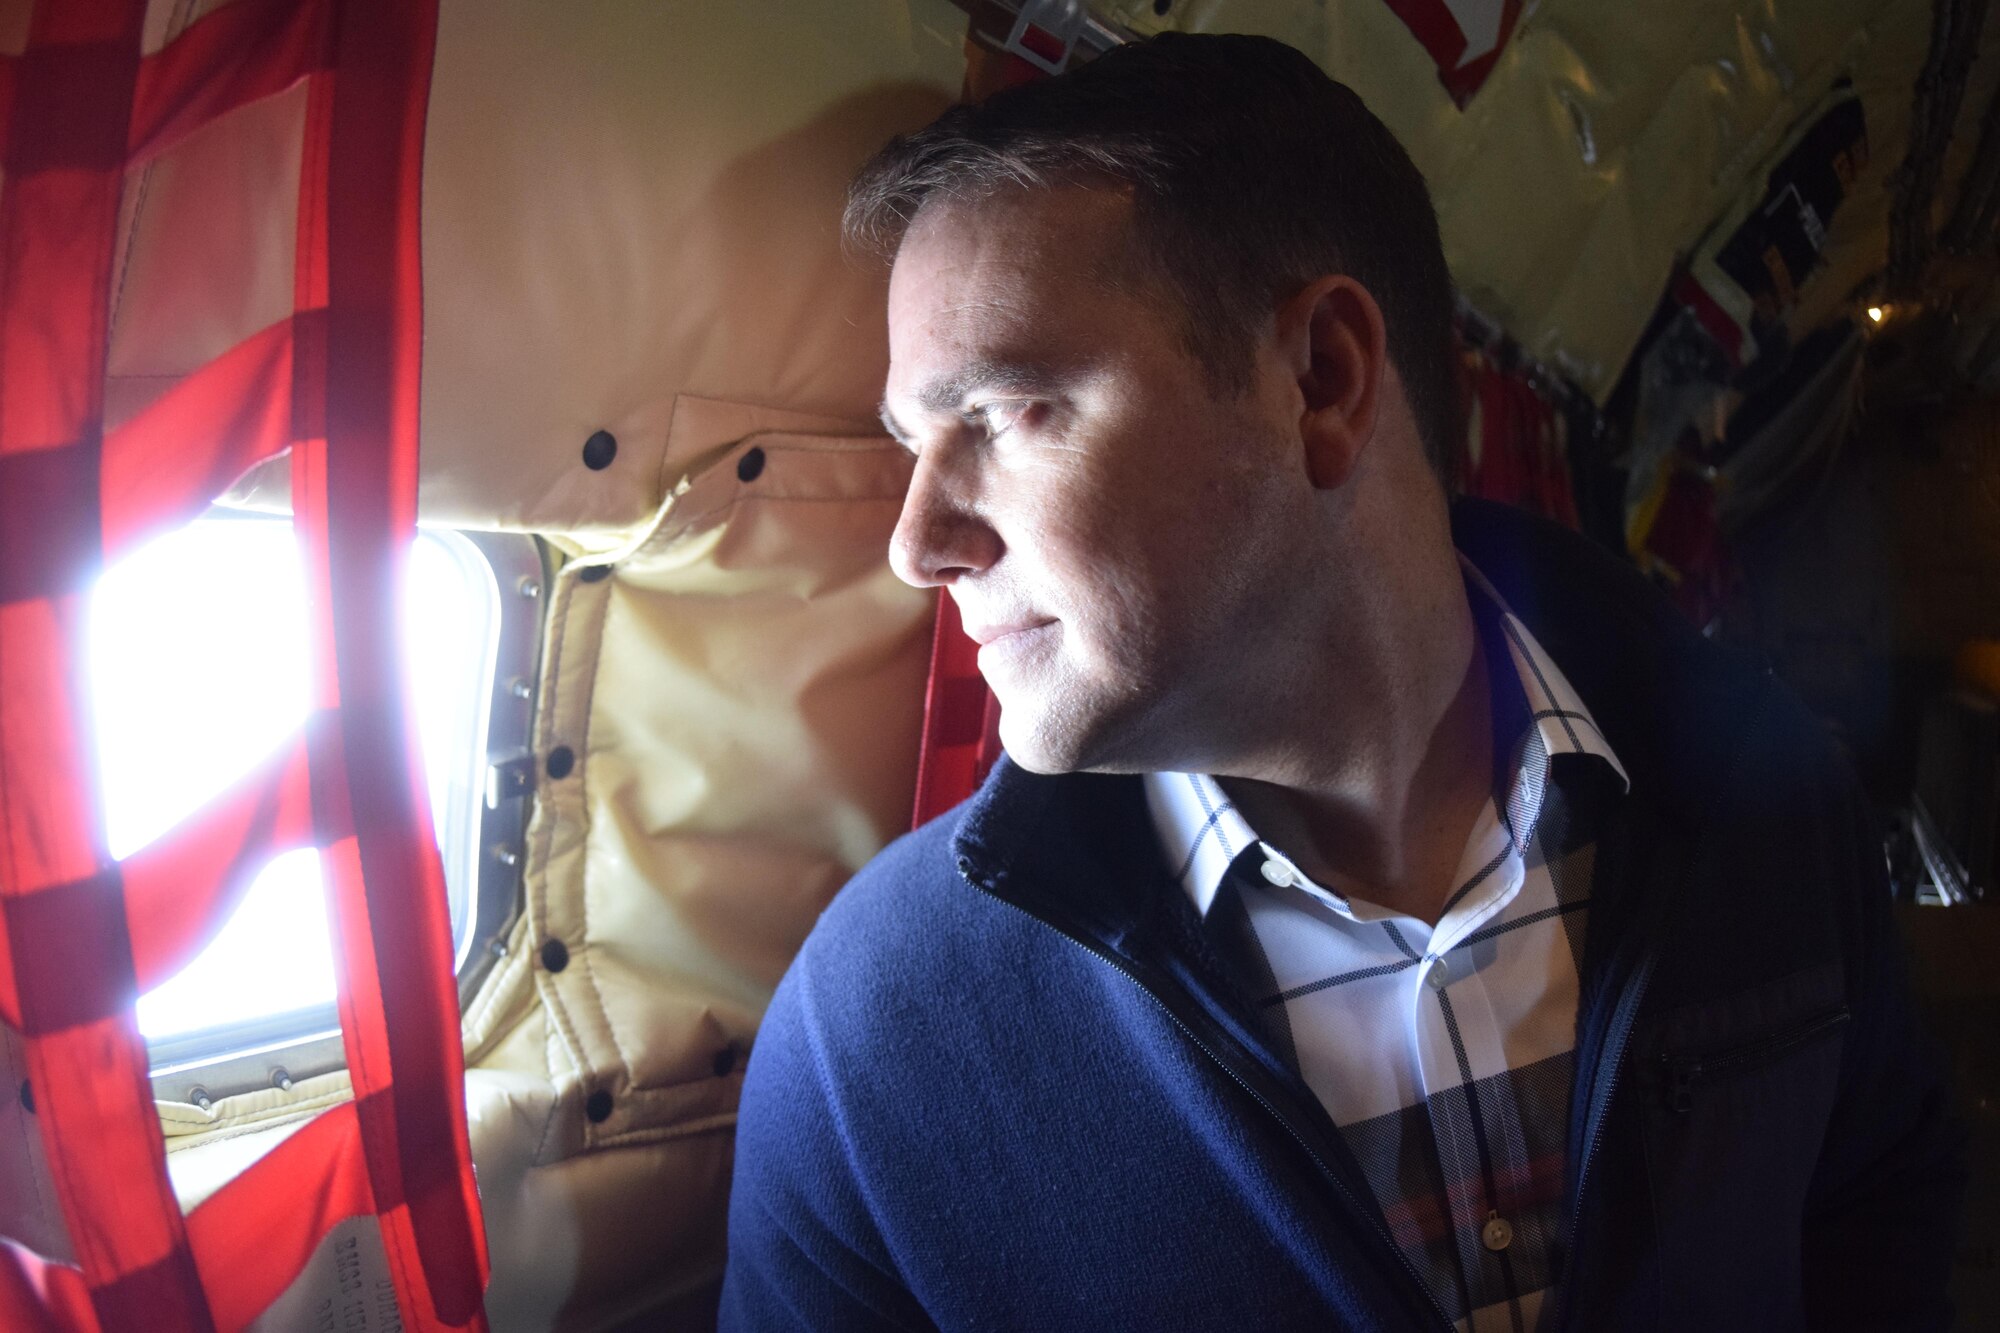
[87, 514, 542, 1106]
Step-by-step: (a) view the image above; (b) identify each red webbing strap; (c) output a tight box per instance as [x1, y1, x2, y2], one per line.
[1376, 0, 1528, 106]
[1438, 0, 1521, 107]
[0, 1096, 375, 1333]
[910, 590, 1003, 828]
[119, 726, 321, 994]
[184, 1098, 376, 1332]
[126, 0, 331, 170]
[0, 728, 319, 1034]
[0, 1239, 96, 1333]
[0, 4, 213, 1331]
[99, 313, 304, 560]
[0, 0, 488, 1328]
[1375, 0, 1522, 106]
[299, 0, 488, 1324]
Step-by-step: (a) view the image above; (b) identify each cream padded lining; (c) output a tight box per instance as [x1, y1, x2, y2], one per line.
[515, 396, 930, 1156]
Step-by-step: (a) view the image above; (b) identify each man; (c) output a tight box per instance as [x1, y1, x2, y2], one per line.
[722, 33, 1961, 1332]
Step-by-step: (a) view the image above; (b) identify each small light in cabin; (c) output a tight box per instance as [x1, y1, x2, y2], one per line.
[1867, 305, 1885, 323]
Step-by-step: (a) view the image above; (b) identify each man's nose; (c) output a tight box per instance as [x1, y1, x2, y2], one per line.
[889, 453, 1001, 588]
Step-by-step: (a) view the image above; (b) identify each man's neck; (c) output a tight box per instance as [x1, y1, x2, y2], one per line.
[1216, 583, 1494, 927]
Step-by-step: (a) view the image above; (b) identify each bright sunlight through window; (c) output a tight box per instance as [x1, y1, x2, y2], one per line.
[88, 517, 499, 1053]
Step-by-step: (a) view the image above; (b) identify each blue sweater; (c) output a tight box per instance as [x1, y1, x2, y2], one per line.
[721, 500, 1963, 1331]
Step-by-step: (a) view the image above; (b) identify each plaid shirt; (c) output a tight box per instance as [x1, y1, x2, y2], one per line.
[1143, 563, 1628, 1332]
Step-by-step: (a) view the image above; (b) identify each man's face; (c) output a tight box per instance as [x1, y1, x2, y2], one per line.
[881, 187, 1315, 774]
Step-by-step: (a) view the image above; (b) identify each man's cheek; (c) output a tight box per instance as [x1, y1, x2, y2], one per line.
[1069, 589, 1167, 690]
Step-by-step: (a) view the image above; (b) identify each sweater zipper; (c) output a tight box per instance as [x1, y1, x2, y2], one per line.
[956, 861, 1456, 1333]
[1549, 939, 1656, 1333]
[1660, 1007, 1851, 1114]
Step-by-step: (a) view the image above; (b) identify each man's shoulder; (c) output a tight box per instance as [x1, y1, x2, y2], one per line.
[779, 796, 1051, 1021]
[1451, 496, 1711, 684]
[747, 816, 975, 1112]
[1452, 497, 1836, 799]
[744, 782, 1140, 1154]
[794, 809, 969, 973]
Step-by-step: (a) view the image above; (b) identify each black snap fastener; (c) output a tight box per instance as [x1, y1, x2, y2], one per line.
[736, 447, 766, 482]
[577, 564, 611, 583]
[712, 1045, 737, 1077]
[585, 1089, 614, 1123]
[582, 430, 618, 470]
[540, 938, 569, 973]
[546, 745, 575, 780]
[19, 1080, 32, 1115]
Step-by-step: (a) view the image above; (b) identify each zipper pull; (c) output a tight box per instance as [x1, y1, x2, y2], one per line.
[1662, 1053, 1697, 1113]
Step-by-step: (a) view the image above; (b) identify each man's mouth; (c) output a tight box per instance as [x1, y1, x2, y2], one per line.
[961, 617, 1055, 647]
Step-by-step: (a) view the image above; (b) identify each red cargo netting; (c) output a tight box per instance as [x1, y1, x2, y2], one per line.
[0, 0, 489, 1328]
[910, 589, 1003, 828]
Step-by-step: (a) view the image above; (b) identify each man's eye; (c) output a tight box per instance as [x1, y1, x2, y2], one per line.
[967, 402, 1035, 438]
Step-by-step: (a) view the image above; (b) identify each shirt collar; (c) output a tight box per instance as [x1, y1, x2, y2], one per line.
[1142, 772, 1268, 918]
[1145, 554, 1628, 920]
[1461, 556, 1629, 792]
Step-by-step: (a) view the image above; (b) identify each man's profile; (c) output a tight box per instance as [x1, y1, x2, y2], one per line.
[721, 33, 1961, 1331]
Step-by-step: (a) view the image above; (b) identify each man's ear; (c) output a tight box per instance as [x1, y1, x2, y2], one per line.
[1279, 275, 1386, 491]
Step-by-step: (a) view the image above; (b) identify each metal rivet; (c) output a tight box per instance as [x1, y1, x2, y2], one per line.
[18, 1080, 32, 1115]
[509, 677, 533, 701]
[190, 1087, 214, 1114]
[546, 745, 575, 780]
[577, 564, 612, 583]
[582, 430, 618, 470]
[517, 577, 541, 601]
[737, 446, 766, 482]
[272, 1067, 294, 1093]
[712, 1045, 737, 1077]
[493, 845, 520, 868]
[487, 753, 536, 805]
[540, 938, 569, 973]
[585, 1089, 614, 1123]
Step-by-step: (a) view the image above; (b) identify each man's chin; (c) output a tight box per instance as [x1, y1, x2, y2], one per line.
[994, 732, 1082, 776]
[994, 706, 1092, 776]
[993, 704, 1152, 777]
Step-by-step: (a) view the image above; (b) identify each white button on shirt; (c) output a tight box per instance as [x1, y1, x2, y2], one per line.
[1143, 560, 1628, 1332]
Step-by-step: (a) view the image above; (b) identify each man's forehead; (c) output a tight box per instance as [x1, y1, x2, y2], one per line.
[890, 186, 1139, 309]
[883, 187, 1153, 402]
